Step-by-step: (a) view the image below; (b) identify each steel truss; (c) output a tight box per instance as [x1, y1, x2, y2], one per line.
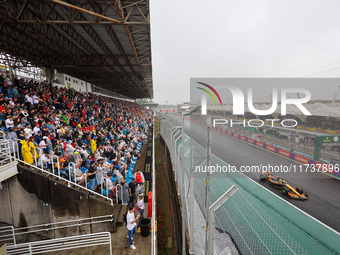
[0, 0, 152, 99]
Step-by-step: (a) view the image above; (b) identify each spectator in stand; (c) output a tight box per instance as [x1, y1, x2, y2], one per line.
[2, 83, 8, 97]
[91, 135, 97, 154]
[41, 150, 52, 170]
[137, 193, 145, 227]
[12, 86, 18, 99]
[32, 93, 39, 108]
[5, 116, 14, 129]
[73, 165, 86, 186]
[24, 123, 33, 137]
[129, 178, 137, 205]
[39, 136, 48, 151]
[7, 127, 18, 152]
[33, 123, 41, 135]
[28, 136, 39, 162]
[136, 182, 144, 197]
[20, 136, 33, 164]
[57, 157, 69, 179]
[134, 170, 145, 185]
[88, 161, 97, 191]
[16, 125, 25, 140]
[25, 92, 33, 111]
[122, 178, 129, 205]
[105, 172, 115, 199]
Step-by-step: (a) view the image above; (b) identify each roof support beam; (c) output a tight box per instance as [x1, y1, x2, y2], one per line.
[50, 0, 121, 23]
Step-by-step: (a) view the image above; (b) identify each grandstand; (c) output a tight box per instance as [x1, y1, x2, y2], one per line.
[0, 76, 154, 252]
[0, 1, 156, 254]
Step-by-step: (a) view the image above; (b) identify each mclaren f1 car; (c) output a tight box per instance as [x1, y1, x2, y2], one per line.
[259, 171, 308, 200]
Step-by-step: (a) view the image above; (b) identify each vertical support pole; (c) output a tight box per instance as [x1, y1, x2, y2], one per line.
[189, 167, 195, 254]
[206, 185, 238, 255]
[181, 113, 186, 255]
[205, 116, 211, 254]
[207, 210, 215, 255]
[164, 121, 167, 163]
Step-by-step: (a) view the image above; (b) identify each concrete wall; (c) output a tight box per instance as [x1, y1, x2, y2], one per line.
[0, 165, 115, 242]
[55, 73, 91, 92]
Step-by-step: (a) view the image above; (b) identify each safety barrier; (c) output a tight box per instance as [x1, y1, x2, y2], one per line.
[6, 232, 112, 255]
[0, 137, 113, 205]
[0, 215, 113, 245]
[13, 139, 113, 205]
[2, 135, 146, 205]
[0, 226, 15, 246]
[0, 139, 17, 166]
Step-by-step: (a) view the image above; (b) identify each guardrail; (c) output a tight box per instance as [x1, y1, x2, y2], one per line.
[160, 113, 340, 255]
[6, 232, 112, 255]
[0, 139, 17, 166]
[2, 138, 114, 205]
[17, 155, 114, 205]
[0, 226, 15, 246]
[0, 215, 113, 245]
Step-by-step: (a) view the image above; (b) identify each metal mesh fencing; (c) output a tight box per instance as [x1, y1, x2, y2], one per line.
[160, 114, 339, 255]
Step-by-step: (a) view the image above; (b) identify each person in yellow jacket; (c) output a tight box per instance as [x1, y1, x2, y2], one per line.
[91, 135, 97, 154]
[20, 138, 34, 164]
[28, 136, 39, 162]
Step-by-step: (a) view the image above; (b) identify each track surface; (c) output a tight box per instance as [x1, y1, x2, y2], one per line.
[185, 118, 340, 233]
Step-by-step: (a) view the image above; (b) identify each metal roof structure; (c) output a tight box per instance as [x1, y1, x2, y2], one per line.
[0, 0, 153, 99]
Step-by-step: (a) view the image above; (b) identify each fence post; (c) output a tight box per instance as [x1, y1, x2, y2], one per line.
[205, 116, 212, 254]
[115, 184, 123, 204]
[85, 170, 88, 189]
[51, 155, 60, 179]
[33, 148, 37, 167]
[189, 158, 206, 254]
[35, 147, 42, 169]
[68, 162, 75, 187]
[207, 185, 238, 255]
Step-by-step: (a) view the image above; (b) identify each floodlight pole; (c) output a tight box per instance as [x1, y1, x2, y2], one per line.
[204, 116, 212, 254]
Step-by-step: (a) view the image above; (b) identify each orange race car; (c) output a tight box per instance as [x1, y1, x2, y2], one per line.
[259, 171, 308, 200]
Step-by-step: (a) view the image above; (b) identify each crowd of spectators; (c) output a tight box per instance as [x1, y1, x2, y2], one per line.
[0, 74, 153, 202]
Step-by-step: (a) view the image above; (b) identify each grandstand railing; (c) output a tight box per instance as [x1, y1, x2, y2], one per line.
[160, 113, 340, 255]
[6, 139, 114, 205]
[0, 139, 17, 165]
[6, 232, 112, 255]
[0, 129, 6, 139]
[0, 139, 18, 184]
[0, 215, 113, 245]
[0, 226, 15, 246]
[115, 184, 123, 204]
[19, 157, 113, 205]
[4, 136, 143, 205]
